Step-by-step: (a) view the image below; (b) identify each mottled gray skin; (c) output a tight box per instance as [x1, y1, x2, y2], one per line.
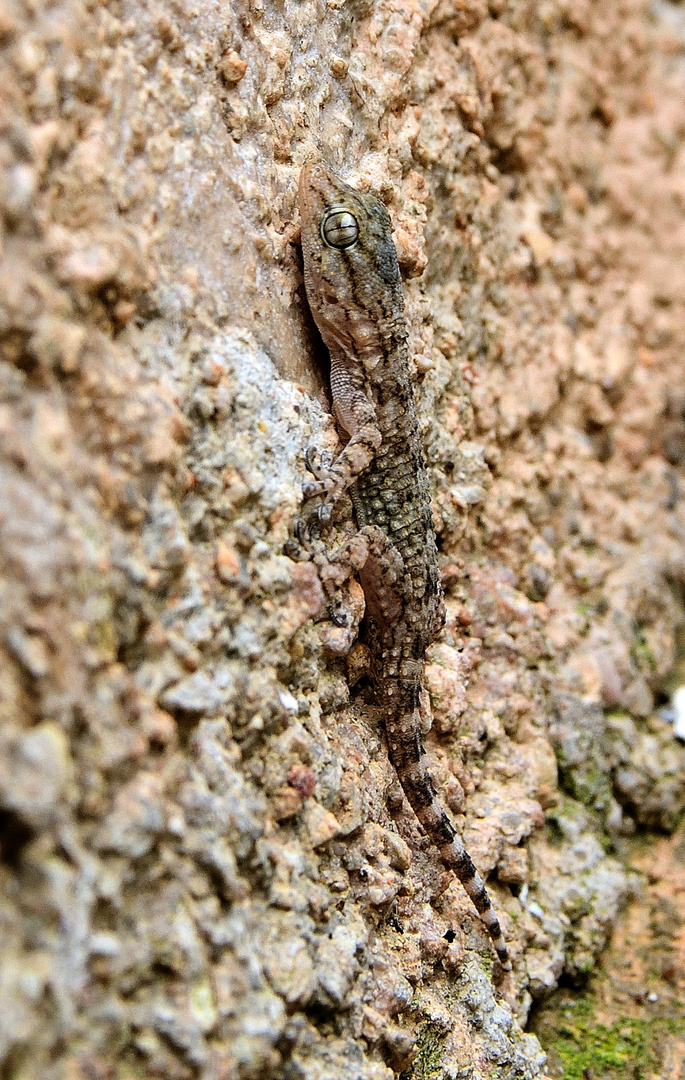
[298, 160, 510, 969]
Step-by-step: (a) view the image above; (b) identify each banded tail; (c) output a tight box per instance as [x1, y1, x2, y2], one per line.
[383, 674, 511, 969]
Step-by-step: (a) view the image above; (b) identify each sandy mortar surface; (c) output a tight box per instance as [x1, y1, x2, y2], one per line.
[1, 0, 685, 1077]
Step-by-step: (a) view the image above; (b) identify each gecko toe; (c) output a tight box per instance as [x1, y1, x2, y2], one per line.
[294, 510, 323, 546]
[304, 445, 318, 474]
[302, 479, 325, 499]
[294, 516, 310, 545]
[329, 602, 349, 627]
[283, 536, 310, 561]
[305, 446, 332, 479]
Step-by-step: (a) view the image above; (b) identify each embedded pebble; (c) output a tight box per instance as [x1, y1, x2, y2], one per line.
[671, 685, 685, 741]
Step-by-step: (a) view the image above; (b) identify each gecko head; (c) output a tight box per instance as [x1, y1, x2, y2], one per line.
[298, 160, 405, 359]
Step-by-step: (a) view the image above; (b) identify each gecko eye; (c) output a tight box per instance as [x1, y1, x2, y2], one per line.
[321, 206, 359, 249]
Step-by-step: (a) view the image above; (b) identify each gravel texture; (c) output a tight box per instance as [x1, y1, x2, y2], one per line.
[1, 0, 685, 1077]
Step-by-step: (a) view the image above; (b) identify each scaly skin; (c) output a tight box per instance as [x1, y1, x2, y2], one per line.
[298, 159, 510, 969]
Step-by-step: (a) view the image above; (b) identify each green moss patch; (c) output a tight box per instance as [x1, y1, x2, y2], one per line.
[536, 994, 685, 1079]
[401, 1023, 448, 1080]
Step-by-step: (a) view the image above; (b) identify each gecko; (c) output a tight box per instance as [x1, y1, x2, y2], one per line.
[297, 158, 510, 970]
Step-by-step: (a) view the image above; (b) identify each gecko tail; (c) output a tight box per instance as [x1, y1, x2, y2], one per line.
[438, 831, 511, 970]
[385, 702, 511, 970]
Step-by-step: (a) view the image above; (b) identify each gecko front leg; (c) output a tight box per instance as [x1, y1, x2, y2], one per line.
[302, 354, 382, 523]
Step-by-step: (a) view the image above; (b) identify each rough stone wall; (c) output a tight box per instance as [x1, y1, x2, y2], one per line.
[1, 0, 685, 1078]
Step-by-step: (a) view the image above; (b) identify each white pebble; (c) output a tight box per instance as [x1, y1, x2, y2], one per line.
[90, 932, 120, 957]
[671, 686, 685, 741]
[279, 690, 299, 713]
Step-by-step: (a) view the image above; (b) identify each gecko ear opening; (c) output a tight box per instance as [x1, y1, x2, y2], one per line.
[321, 206, 360, 249]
